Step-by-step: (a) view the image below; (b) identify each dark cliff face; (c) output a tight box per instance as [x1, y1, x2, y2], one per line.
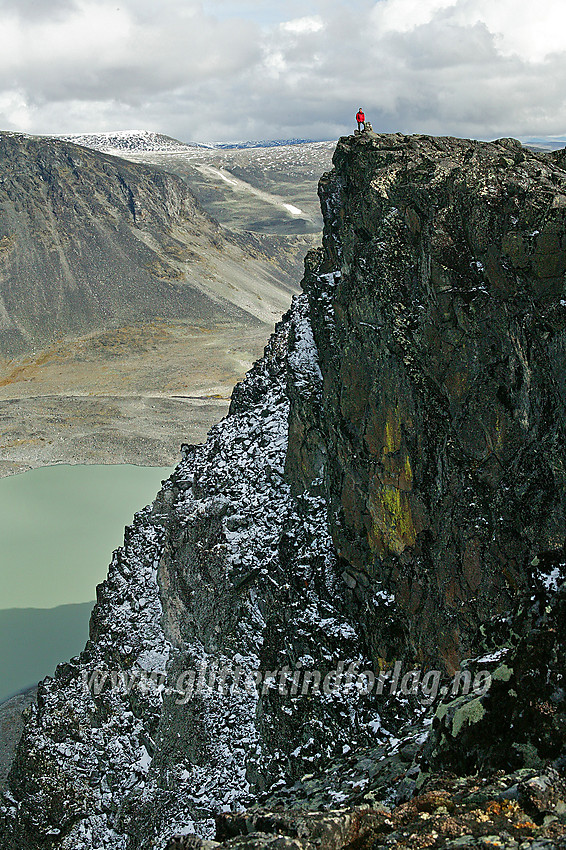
[423, 554, 566, 776]
[1, 133, 566, 849]
[287, 132, 566, 670]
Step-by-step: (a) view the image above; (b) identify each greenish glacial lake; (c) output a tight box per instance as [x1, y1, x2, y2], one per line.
[0, 464, 171, 703]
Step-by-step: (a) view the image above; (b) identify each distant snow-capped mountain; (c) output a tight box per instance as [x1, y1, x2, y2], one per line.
[50, 131, 322, 155]
[214, 139, 317, 149]
[51, 130, 209, 153]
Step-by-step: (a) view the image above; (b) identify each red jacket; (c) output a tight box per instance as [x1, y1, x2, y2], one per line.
[356, 111, 365, 123]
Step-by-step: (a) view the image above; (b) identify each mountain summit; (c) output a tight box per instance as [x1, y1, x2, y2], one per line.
[53, 131, 200, 154]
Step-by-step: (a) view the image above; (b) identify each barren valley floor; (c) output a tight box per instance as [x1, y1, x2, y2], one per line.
[0, 320, 272, 477]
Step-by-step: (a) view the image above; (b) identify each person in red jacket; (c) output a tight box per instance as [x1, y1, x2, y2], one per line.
[356, 108, 365, 132]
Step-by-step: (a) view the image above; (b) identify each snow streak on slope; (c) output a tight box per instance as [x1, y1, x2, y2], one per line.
[194, 164, 314, 224]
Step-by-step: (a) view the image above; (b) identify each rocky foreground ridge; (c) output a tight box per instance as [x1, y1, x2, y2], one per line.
[1, 133, 565, 849]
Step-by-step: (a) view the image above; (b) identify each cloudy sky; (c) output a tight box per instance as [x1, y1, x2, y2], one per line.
[0, 0, 564, 143]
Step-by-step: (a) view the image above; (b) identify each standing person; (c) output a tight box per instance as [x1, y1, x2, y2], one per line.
[356, 107, 365, 132]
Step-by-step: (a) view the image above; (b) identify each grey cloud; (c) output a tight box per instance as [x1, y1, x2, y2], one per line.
[394, 21, 497, 69]
[0, 0, 78, 17]
[3, 4, 262, 106]
[1, 0, 564, 143]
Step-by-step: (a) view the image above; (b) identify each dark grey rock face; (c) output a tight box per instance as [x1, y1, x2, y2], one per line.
[2, 133, 566, 849]
[422, 555, 566, 776]
[0, 687, 37, 789]
[288, 133, 566, 670]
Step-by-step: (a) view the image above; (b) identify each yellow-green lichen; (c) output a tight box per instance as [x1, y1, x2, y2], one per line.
[492, 664, 513, 682]
[451, 697, 486, 737]
[403, 451, 413, 489]
[383, 406, 402, 456]
[493, 409, 505, 453]
[368, 483, 416, 555]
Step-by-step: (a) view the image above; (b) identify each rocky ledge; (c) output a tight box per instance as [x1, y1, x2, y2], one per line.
[1, 133, 565, 849]
[166, 766, 566, 850]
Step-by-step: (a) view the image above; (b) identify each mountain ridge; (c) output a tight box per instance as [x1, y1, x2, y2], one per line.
[50, 132, 326, 155]
[0, 130, 318, 477]
[52, 131, 206, 153]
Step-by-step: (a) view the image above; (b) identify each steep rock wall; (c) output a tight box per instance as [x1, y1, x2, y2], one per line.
[288, 133, 566, 670]
[0, 296, 381, 849]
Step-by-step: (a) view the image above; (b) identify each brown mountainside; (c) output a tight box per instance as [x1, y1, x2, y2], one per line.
[0, 132, 300, 357]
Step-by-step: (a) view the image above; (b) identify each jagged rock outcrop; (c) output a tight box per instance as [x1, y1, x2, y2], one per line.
[1, 294, 382, 849]
[422, 553, 566, 776]
[288, 132, 566, 669]
[1, 133, 566, 849]
[165, 769, 566, 849]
